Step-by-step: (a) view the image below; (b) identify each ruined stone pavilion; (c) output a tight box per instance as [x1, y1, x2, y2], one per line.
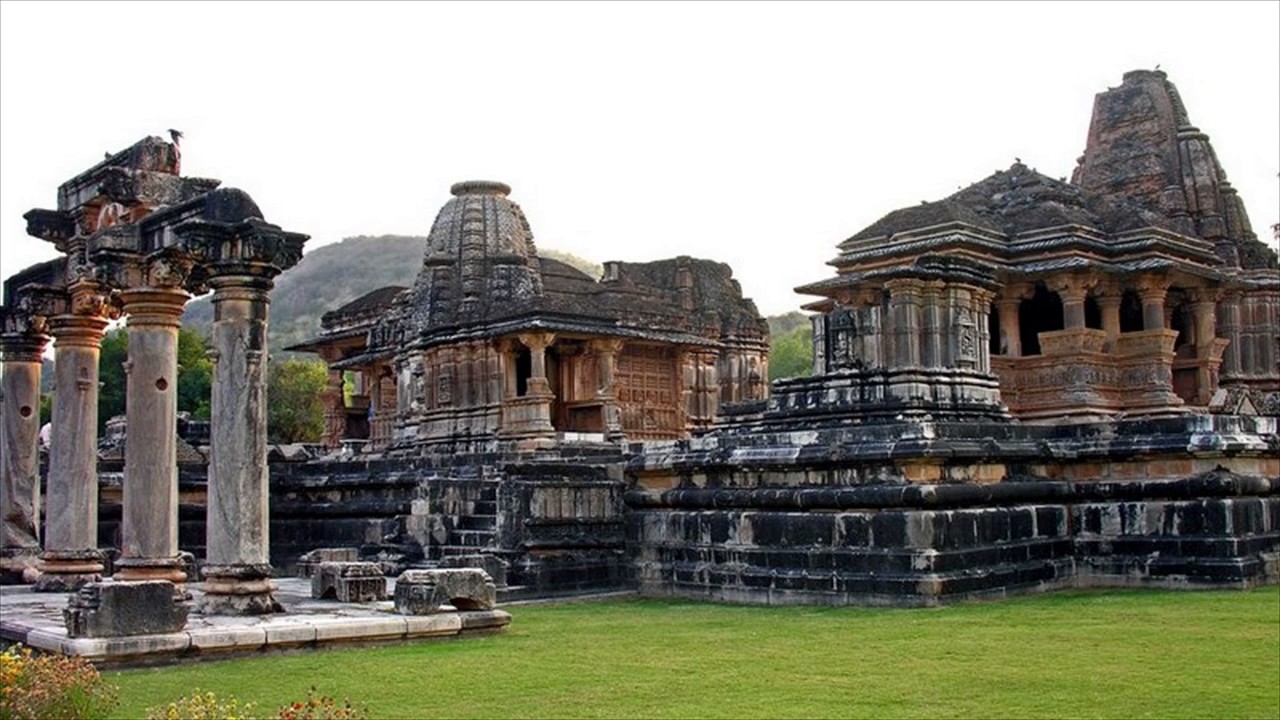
[1, 136, 308, 617]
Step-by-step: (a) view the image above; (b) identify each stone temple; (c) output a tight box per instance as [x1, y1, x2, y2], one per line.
[0, 70, 1276, 645]
[288, 180, 770, 454]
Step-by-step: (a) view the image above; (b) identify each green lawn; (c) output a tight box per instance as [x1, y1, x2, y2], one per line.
[110, 588, 1280, 719]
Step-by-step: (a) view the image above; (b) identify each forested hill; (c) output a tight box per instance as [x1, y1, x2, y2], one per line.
[181, 235, 604, 356]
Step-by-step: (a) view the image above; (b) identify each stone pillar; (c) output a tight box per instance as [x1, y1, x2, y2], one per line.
[1190, 294, 1218, 356]
[322, 366, 345, 448]
[885, 280, 921, 367]
[0, 323, 50, 583]
[1052, 278, 1090, 330]
[1096, 290, 1122, 352]
[1137, 278, 1170, 331]
[114, 286, 190, 584]
[36, 312, 109, 591]
[995, 298, 1021, 357]
[920, 282, 943, 368]
[497, 339, 518, 398]
[199, 273, 278, 614]
[591, 339, 625, 439]
[1219, 294, 1243, 378]
[972, 289, 996, 374]
[522, 332, 555, 397]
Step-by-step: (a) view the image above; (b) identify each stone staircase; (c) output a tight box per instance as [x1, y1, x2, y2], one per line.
[432, 479, 501, 560]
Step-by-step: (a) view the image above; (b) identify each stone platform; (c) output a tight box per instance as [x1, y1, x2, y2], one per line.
[0, 577, 510, 668]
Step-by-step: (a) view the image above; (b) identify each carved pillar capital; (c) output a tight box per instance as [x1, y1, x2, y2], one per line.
[1002, 282, 1036, 301]
[588, 338, 626, 356]
[0, 305, 51, 362]
[1133, 275, 1171, 303]
[118, 286, 191, 329]
[834, 287, 881, 309]
[1188, 287, 1224, 305]
[1047, 274, 1095, 303]
[516, 332, 556, 353]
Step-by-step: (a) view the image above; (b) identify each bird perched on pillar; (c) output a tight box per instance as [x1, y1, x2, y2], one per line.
[168, 128, 184, 146]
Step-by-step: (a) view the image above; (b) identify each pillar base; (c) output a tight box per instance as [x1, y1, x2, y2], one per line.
[0, 547, 42, 585]
[198, 564, 281, 615]
[114, 556, 187, 584]
[34, 549, 104, 592]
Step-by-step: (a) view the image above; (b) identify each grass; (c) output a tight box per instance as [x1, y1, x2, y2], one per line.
[109, 587, 1280, 719]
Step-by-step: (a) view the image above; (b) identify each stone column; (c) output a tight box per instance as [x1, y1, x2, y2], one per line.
[0, 321, 50, 583]
[1137, 278, 1170, 331]
[1219, 293, 1243, 378]
[36, 311, 109, 591]
[920, 282, 943, 368]
[995, 298, 1021, 357]
[885, 280, 922, 367]
[497, 339, 518, 398]
[1096, 290, 1122, 352]
[972, 289, 996, 374]
[200, 273, 278, 614]
[322, 366, 345, 449]
[1052, 279, 1089, 330]
[591, 339, 625, 438]
[1190, 293, 1219, 356]
[114, 286, 190, 584]
[522, 332, 555, 397]
[1189, 289, 1225, 405]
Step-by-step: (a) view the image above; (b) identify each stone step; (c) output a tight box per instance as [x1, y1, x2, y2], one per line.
[457, 514, 497, 531]
[448, 529, 496, 548]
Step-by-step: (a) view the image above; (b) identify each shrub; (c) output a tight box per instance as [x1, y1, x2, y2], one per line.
[0, 644, 119, 720]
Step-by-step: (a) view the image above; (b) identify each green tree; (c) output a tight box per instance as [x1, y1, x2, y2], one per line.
[769, 325, 813, 381]
[96, 326, 214, 430]
[98, 329, 128, 430]
[267, 358, 328, 443]
[176, 328, 213, 420]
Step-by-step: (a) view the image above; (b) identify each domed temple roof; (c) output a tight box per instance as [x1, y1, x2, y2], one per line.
[343, 181, 768, 358]
[404, 180, 545, 332]
[798, 70, 1277, 304]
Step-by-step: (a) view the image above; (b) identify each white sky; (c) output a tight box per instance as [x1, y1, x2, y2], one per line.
[2, 1, 1277, 316]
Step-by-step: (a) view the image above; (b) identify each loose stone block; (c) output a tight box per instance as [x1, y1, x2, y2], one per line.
[394, 569, 496, 615]
[440, 553, 509, 588]
[296, 547, 360, 578]
[310, 561, 387, 602]
[63, 580, 189, 638]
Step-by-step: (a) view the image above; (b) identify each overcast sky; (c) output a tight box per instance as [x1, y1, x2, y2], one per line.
[2, 1, 1277, 316]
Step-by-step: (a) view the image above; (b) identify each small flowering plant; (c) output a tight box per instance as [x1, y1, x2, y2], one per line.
[146, 687, 367, 720]
[275, 688, 368, 720]
[0, 644, 120, 720]
[146, 690, 257, 720]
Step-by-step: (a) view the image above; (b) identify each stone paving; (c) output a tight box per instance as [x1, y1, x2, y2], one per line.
[0, 577, 510, 667]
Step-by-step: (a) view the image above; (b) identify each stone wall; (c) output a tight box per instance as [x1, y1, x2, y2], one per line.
[83, 446, 630, 597]
[625, 415, 1279, 606]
